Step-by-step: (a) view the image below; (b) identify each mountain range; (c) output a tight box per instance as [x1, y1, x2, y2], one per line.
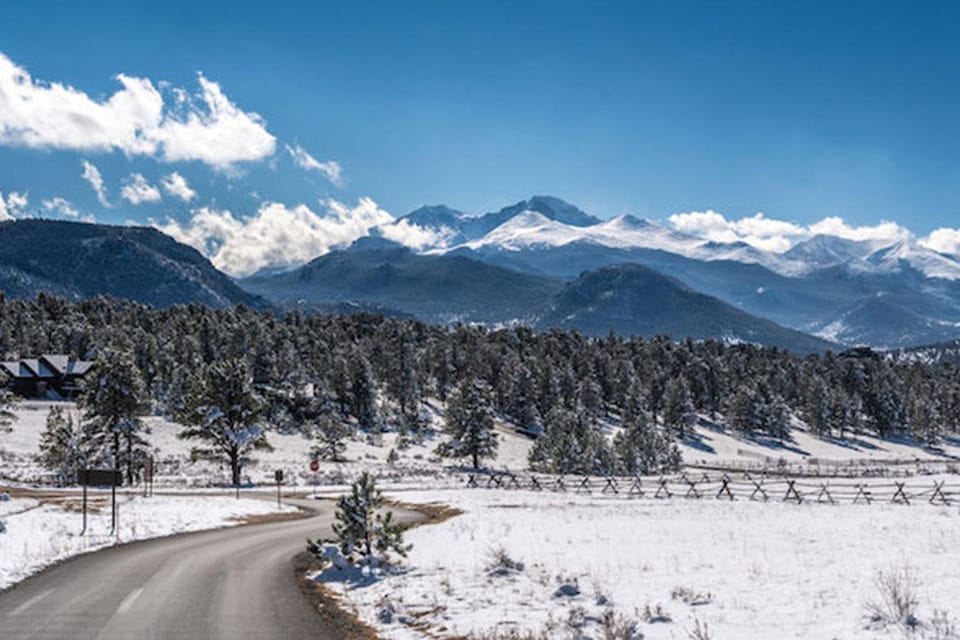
[3, 195, 960, 352]
[0, 219, 263, 309]
[361, 196, 960, 348]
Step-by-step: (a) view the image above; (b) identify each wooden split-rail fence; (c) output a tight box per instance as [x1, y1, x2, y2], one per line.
[462, 470, 960, 506]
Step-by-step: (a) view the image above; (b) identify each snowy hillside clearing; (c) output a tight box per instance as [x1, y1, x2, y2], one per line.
[317, 489, 960, 639]
[0, 493, 297, 590]
[0, 401, 533, 488]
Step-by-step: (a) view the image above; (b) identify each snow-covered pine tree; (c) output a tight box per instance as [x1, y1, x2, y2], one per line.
[310, 413, 354, 462]
[79, 346, 149, 484]
[349, 350, 380, 431]
[38, 406, 85, 485]
[0, 386, 15, 435]
[661, 376, 695, 439]
[436, 378, 498, 469]
[613, 408, 681, 475]
[529, 405, 614, 475]
[805, 376, 832, 436]
[308, 471, 410, 566]
[177, 358, 273, 488]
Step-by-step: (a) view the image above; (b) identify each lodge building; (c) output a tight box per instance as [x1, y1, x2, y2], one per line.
[0, 354, 94, 399]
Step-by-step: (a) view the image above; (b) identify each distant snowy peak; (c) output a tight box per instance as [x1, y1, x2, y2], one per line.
[858, 241, 960, 280]
[462, 210, 578, 251]
[379, 197, 960, 282]
[396, 204, 472, 229]
[783, 235, 879, 270]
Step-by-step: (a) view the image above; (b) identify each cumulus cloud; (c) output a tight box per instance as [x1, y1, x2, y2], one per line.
[160, 171, 196, 202]
[153, 197, 395, 277]
[285, 143, 343, 187]
[378, 219, 457, 250]
[920, 228, 960, 256]
[0, 190, 28, 220]
[0, 51, 276, 170]
[80, 160, 111, 207]
[807, 217, 909, 245]
[42, 196, 79, 218]
[667, 209, 908, 252]
[120, 173, 162, 205]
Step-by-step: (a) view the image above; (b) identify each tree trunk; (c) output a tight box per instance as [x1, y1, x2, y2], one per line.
[230, 448, 241, 487]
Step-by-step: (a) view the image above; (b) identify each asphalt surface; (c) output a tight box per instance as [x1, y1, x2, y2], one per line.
[0, 495, 423, 640]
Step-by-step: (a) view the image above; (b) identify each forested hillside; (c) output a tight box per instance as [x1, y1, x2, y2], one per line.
[1, 295, 957, 475]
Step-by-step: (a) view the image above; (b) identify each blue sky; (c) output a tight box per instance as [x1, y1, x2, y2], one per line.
[2, 1, 960, 274]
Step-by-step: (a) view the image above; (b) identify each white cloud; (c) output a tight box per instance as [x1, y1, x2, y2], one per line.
[42, 197, 79, 218]
[120, 173, 162, 205]
[0, 190, 28, 220]
[807, 216, 909, 244]
[160, 171, 196, 202]
[378, 219, 456, 250]
[81, 160, 111, 207]
[667, 209, 908, 253]
[0, 51, 276, 170]
[153, 197, 395, 277]
[285, 143, 343, 186]
[920, 228, 960, 256]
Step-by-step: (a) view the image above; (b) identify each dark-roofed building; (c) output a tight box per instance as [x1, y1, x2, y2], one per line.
[0, 354, 94, 399]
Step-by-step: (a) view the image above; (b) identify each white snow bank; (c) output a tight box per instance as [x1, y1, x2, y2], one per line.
[0, 494, 296, 589]
[323, 489, 960, 639]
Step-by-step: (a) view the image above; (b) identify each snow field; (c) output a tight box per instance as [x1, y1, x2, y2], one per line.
[321, 489, 960, 639]
[0, 400, 534, 488]
[0, 494, 296, 589]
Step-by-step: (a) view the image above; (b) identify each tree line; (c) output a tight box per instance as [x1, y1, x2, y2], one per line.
[2, 293, 959, 482]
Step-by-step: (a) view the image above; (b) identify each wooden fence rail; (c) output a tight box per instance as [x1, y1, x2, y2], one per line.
[461, 470, 960, 507]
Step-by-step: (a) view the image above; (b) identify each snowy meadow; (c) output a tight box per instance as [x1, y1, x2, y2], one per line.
[319, 489, 960, 640]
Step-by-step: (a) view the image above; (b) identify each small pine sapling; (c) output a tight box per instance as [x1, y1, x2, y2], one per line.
[307, 471, 411, 568]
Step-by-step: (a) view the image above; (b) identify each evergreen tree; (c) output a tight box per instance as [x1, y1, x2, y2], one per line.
[529, 405, 614, 475]
[805, 377, 832, 436]
[38, 406, 85, 485]
[178, 358, 273, 488]
[0, 387, 15, 435]
[613, 409, 681, 475]
[308, 471, 410, 565]
[79, 347, 149, 483]
[661, 376, 695, 438]
[310, 413, 354, 462]
[349, 351, 380, 430]
[436, 378, 498, 469]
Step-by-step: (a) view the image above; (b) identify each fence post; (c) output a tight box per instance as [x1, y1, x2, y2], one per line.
[930, 481, 950, 506]
[716, 475, 735, 501]
[654, 477, 672, 499]
[783, 479, 803, 504]
[891, 482, 909, 505]
[816, 483, 835, 505]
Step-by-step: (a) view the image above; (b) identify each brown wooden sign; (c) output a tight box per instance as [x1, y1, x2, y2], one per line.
[78, 469, 123, 487]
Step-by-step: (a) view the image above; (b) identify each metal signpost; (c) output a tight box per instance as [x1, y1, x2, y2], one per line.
[77, 468, 123, 536]
[143, 457, 154, 498]
[274, 469, 284, 508]
[309, 458, 319, 496]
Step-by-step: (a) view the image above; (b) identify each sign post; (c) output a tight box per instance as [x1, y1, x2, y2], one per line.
[309, 458, 319, 497]
[274, 469, 284, 508]
[143, 457, 154, 498]
[77, 469, 123, 536]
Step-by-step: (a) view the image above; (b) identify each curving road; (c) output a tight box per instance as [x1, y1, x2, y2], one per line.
[0, 495, 423, 640]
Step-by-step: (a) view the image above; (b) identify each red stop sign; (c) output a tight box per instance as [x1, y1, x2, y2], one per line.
[309, 459, 319, 472]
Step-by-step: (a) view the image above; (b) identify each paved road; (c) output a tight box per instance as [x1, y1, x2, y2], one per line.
[0, 495, 422, 640]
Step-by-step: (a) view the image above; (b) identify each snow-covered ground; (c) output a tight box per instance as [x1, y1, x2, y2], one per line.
[5, 401, 959, 492]
[0, 493, 296, 589]
[319, 489, 960, 639]
[0, 400, 534, 488]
